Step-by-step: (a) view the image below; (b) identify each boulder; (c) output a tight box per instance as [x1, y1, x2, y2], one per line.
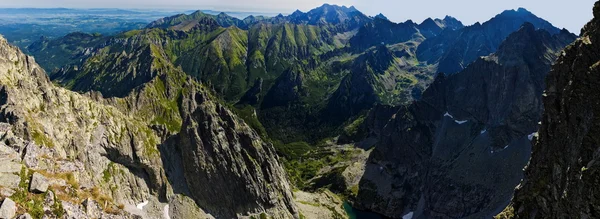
[0, 198, 16, 219]
[29, 172, 49, 193]
[0, 187, 15, 200]
[0, 173, 20, 189]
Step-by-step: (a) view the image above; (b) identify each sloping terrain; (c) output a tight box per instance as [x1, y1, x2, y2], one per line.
[0, 34, 299, 218]
[355, 23, 575, 218]
[498, 1, 600, 218]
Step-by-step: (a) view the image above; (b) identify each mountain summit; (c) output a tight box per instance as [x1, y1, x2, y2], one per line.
[417, 7, 562, 74]
[499, 1, 600, 218]
[356, 22, 575, 218]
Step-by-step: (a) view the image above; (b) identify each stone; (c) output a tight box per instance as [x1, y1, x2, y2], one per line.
[22, 143, 39, 169]
[0, 162, 21, 174]
[29, 172, 49, 193]
[16, 213, 33, 219]
[61, 201, 88, 219]
[0, 198, 16, 219]
[0, 187, 15, 199]
[82, 198, 101, 219]
[44, 190, 55, 206]
[0, 173, 20, 189]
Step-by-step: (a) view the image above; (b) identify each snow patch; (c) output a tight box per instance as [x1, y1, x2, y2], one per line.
[163, 204, 170, 219]
[444, 112, 467, 124]
[136, 200, 149, 210]
[402, 212, 414, 219]
[455, 120, 468, 124]
[528, 132, 537, 141]
[491, 145, 510, 154]
[444, 112, 454, 119]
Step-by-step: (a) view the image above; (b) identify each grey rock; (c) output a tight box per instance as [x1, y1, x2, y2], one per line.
[0, 162, 21, 174]
[82, 198, 101, 219]
[62, 201, 88, 219]
[29, 172, 49, 193]
[174, 84, 298, 218]
[0, 173, 20, 189]
[22, 143, 39, 169]
[16, 213, 33, 219]
[0, 198, 16, 219]
[44, 190, 55, 206]
[0, 187, 15, 200]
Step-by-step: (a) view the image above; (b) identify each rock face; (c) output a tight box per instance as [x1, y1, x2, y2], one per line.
[0, 34, 298, 218]
[0, 198, 16, 219]
[502, 1, 600, 218]
[176, 83, 298, 218]
[417, 8, 563, 75]
[355, 23, 575, 218]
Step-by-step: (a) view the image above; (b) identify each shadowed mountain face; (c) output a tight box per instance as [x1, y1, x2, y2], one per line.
[418, 16, 464, 38]
[417, 8, 563, 75]
[499, 1, 600, 218]
[355, 23, 576, 219]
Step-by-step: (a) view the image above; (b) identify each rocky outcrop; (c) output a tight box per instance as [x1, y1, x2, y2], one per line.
[355, 23, 575, 218]
[501, 1, 600, 218]
[0, 34, 298, 218]
[175, 82, 298, 218]
[238, 78, 263, 106]
[262, 68, 306, 108]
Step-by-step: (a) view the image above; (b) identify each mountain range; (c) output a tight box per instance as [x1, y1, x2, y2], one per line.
[0, 2, 593, 219]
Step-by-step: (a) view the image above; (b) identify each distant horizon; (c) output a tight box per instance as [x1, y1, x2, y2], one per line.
[0, 0, 595, 34]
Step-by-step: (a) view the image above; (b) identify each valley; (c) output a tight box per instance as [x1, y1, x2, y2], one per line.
[0, 1, 596, 219]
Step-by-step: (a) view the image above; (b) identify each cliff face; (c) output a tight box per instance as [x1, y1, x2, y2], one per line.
[355, 24, 575, 218]
[0, 35, 298, 218]
[175, 83, 298, 218]
[502, 1, 600, 218]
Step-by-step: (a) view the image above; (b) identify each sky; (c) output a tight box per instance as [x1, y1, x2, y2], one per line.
[0, 0, 595, 34]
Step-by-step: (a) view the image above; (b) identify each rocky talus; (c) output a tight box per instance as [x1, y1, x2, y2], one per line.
[355, 23, 575, 218]
[0, 34, 298, 218]
[498, 1, 600, 218]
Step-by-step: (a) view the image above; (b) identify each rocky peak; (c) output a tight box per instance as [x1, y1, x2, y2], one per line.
[419, 18, 444, 38]
[374, 13, 389, 21]
[499, 1, 600, 218]
[0, 33, 299, 218]
[174, 82, 298, 218]
[442, 15, 464, 30]
[417, 7, 564, 74]
[355, 21, 575, 218]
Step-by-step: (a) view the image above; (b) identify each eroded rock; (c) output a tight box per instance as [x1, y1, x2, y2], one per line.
[0, 198, 16, 219]
[29, 172, 49, 193]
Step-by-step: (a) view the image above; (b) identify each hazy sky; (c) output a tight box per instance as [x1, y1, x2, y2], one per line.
[0, 0, 595, 34]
